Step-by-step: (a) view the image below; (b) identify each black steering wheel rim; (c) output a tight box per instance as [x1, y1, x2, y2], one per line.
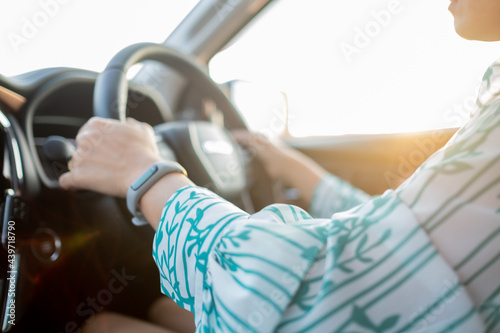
[93, 42, 246, 130]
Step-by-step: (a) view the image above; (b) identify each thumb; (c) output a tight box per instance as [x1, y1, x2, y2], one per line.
[59, 171, 77, 191]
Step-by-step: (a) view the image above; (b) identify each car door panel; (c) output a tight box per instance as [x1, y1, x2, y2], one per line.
[288, 128, 457, 195]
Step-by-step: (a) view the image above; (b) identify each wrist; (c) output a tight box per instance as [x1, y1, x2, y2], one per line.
[279, 150, 311, 183]
[138, 172, 194, 230]
[126, 161, 188, 226]
[125, 156, 163, 189]
[279, 149, 327, 205]
[138, 172, 190, 210]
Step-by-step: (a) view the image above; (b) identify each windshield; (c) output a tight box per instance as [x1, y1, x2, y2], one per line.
[0, 0, 199, 77]
[210, 0, 500, 136]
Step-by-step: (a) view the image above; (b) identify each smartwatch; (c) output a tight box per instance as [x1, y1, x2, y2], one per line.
[126, 161, 187, 226]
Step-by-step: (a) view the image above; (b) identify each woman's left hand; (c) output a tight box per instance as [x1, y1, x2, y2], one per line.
[59, 117, 162, 198]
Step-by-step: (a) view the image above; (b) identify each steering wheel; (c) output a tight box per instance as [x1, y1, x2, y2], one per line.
[93, 43, 244, 125]
[92, 42, 252, 203]
[3, 43, 278, 332]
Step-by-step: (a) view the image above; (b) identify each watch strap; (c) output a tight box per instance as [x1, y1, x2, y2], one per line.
[126, 161, 187, 226]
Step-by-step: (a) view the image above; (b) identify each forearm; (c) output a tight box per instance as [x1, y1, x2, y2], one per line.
[278, 148, 327, 207]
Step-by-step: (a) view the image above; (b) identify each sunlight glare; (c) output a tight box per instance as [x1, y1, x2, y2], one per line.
[209, 0, 500, 137]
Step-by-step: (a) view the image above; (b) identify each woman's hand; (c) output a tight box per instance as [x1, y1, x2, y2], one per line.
[232, 130, 294, 180]
[59, 117, 163, 198]
[232, 130, 327, 206]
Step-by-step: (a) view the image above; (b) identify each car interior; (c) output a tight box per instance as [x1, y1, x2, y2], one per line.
[0, 0, 486, 331]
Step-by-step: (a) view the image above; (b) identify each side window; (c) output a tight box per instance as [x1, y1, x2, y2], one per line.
[209, 0, 500, 137]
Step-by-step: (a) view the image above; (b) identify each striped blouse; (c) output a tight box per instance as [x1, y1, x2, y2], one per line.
[152, 60, 500, 332]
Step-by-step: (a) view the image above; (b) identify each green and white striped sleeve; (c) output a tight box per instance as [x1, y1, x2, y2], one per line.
[152, 186, 487, 332]
[309, 173, 372, 218]
[152, 187, 328, 330]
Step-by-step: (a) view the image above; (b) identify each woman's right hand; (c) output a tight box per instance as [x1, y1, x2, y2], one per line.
[232, 130, 295, 180]
[232, 130, 327, 206]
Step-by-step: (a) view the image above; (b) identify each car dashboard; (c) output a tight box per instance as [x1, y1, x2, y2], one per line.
[0, 67, 179, 332]
[26, 69, 172, 187]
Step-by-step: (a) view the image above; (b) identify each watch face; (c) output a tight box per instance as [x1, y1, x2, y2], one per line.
[131, 165, 158, 190]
